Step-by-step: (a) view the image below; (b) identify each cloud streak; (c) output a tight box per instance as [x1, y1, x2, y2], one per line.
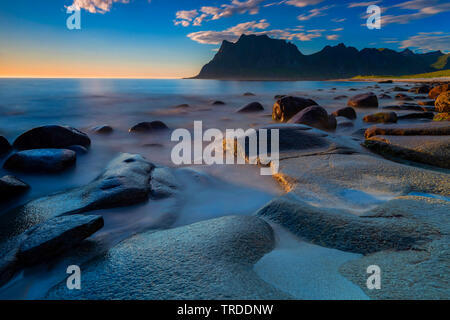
[67, 0, 130, 14]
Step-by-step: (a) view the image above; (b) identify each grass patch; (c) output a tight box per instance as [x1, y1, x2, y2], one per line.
[352, 69, 450, 80]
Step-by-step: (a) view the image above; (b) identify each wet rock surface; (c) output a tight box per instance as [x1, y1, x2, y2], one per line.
[332, 107, 357, 120]
[347, 93, 378, 108]
[272, 96, 318, 122]
[363, 112, 397, 124]
[46, 216, 289, 300]
[13, 126, 91, 150]
[289, 106, 336, 131]
[4, 149, 76, 173]
[0, 176, 30, 202]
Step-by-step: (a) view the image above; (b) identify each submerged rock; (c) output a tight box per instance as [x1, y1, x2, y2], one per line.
[365, 122, 450, 139]
[272, 96, 318, 122]
[395, 93, 413, 101]
[212, 100, 225, 105]
[0, 176, 30, 202]
[129, 121, 169, 133]
[332, 107, 357, 120]
[363, 112, 397, 124]
[289, 106, 336, 131]
[0, 136, 11, 155]
[435, 91, 450, 113]
[237, 102, 264, 113]
[0, 153, 154, 240]
[46, 216, 289, 300]
[379, 93, 392, 99]
[347, 93, 378, 108]
[13, 125, 91, 150]
[4, 149, 76, 173]
[91, 125, 113, 134]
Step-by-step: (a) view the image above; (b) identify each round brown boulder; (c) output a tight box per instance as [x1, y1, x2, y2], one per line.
[435, 91, 450, 113]
[347, 93, 379, 108]
[429, 84, 450, 99]
[363, 112, 398, 124]
[288, 106, 336, 131]
[272, 96, 318, 122]
[332, 107, 357, 120]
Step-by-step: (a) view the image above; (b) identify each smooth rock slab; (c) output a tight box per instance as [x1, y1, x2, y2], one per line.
[0, 153, 154, 241]
[13, 125, 91, 150]
[4, 149, 76, 173]
[0, 176, 30, 201]
[46, 216, 290, 300]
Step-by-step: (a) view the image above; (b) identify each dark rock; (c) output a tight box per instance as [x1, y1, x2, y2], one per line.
[397, 112, 434, 120]
[17, 215, 104, 266]
[365, 122, 450, 139]
[379, 93, 392, 99]
[378, 80, 393, 84]
[91, 125, 113, 134]
[347, 92, 378, 108]
[13, 126, 91, 151]
[0, 176, 30, 201]
[429, 84, 450, 99]
[4, 149, 76, 173]
[408, 85, 430, 94]
[129, 121, 169, 133]
[0, 136, 11, 155]
[393, 86, 408, 92]
[243, 92, 255, 96]
[418, 100, 435, 107]
[333, 95, 348, 100]
[348, 88, 357, 91]
[46, 215, 289, 300]
[272, 96, 318, 122]
[414, 96, 426, 100]
[0, 153, 154, 240]
[363, 112, 397, 124]
[67, 145, 89, 154]
[435, 91, 450, 113]
[237, 102, 264, 113]
[382, 104, 424, 112]
[332, 107, 357, 120]
[212, 101, 225, 105]
[289, 106, 336, 131]
[395, 93, 413, 101]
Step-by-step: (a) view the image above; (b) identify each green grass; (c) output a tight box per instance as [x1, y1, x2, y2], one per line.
[352, 69, 450, 80]
[431, 54, 450, 70]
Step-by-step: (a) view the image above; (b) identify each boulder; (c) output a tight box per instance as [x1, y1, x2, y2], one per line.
[0, 176, 30, 201]
[429, 84, 450, 99]
[243, 92, 255, 96]
[272, 96, 318, 122]
[363, 112, 398, 124]
[434, 113, 450, 121]
[212, 101, 225, 105]
[395, 93, 413, 101]
[91, 125, 113, 134]
[237, 102, 264, 113]
[0, 136, 11, 155]
[365, 122, 450, 139]
[347, 93, 378, 108]
[129, 121, 169, 133]
[4, 149, 76, 173]
[379, 94, 392, 99]
[435, 91, 450, 113]
[289, 106, 336, 131]
[332, 107, 357, 120]
[397, 112, 434, 120]
[46, 216, 289, 300]
[13, 126, 90, 151]
[0, 153, 154, 240]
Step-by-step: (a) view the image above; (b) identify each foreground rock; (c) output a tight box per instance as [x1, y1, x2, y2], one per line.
[237, 102, 264, 113]
[4, 149, 76, 173]
[13, 126, 91, 150]
[363, 112, 397, 124]
[289, 106, 336, 131]
[429, 84, 450, 99]
[272, 96, 318, 122]
[46, 216, 289, 300]
[365, 135, 450, 169]
[0, 215, 104, 287]
[332, 107, 356, 120]
[365, 122, 450, 139]
[347, 93, 378, 108]
[129, 121, 169, 133]
[0, 136, 11, 155]
[0, 153, 154, 240]
[0, 176, 30, 202]
[435, 91, 450, 113]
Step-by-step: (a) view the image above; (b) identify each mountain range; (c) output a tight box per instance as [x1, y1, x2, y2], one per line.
[192, 34, 450, 80]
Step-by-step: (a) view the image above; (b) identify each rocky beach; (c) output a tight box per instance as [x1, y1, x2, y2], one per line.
[0, 78, 449, 300]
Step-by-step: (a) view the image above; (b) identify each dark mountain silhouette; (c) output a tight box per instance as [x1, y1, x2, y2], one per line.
[192, 34, 449, 80]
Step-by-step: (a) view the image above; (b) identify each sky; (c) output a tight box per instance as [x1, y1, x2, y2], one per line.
[0, 0, 449, 78]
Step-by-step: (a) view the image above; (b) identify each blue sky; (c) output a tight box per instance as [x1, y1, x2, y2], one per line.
[0, 0, 449, 78]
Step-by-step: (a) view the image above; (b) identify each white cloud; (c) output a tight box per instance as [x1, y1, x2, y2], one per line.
[326, 34, 340, 40]
[400, 32, 450, 52]
[331, 18, 347, 22]
[67, 0, 130, 14]
[284, 0, 324, 7]
[348, 1, 381, 8]
[297, 5, 333, 20]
